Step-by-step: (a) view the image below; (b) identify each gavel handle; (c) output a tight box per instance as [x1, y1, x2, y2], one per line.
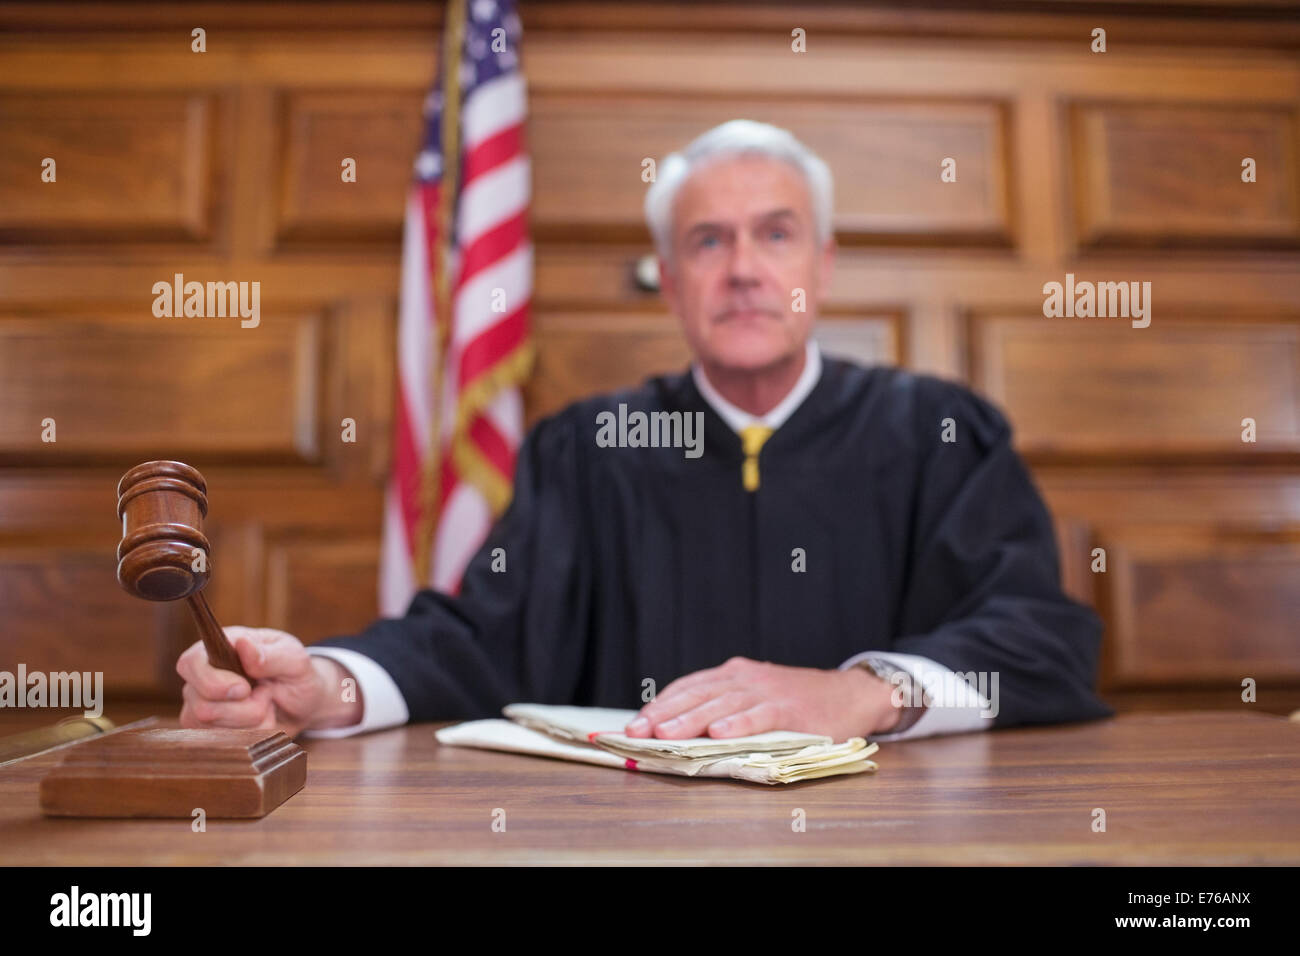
[186, 592, 251, 681]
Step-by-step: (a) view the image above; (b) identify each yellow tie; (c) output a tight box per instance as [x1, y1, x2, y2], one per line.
[740, 424, 774, 492]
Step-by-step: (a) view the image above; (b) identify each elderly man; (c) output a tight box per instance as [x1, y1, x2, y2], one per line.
[178, 120, 1111, 743]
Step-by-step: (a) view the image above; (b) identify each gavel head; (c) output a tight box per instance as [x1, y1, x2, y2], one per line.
[116, 460, 212, 603]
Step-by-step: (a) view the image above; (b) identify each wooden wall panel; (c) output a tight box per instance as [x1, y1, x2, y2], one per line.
[276, 90, 425, 247]
[0, 310, 325, 464]
[524, 314, 690, 424]
[1053, 516, 1096, 609]
[969, 312, 1300, 460]
[0, 544, 189, 693]
[1068, 101, 1300, 249]
[1097, 525, 1300, 687]
[264, 536, 382, 643]
[529, 96, 1013, 245]
[0, 93, 223, 245]
[0, 1, 1298, 715]
[1039, 472, 1300, 711]
[811, 314, 903, 368]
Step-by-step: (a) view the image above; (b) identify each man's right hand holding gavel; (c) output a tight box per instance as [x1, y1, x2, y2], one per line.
[177, 627, 363, 737]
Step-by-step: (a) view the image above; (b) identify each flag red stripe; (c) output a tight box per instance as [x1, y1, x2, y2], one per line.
[438, 448, 459, 512]
[455, 208, 527, 291]
[468, 413, 517, 482]
[458, 305, 528, 390]
[462, 122, 524, 184]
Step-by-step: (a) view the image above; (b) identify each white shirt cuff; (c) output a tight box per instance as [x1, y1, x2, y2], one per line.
[301, 646, 410, 738]
[839, 650, 996, 741]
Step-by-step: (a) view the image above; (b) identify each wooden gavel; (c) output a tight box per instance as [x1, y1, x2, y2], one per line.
[116, 460, 249, 680]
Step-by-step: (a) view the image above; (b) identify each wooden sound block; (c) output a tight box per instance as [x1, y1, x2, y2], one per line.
[39, 727, 306, 819]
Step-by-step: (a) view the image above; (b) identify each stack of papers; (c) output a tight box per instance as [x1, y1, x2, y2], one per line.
[434, 703, 879, 785]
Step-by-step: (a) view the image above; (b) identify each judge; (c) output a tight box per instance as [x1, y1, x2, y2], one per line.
[178, 120, 1112, 744]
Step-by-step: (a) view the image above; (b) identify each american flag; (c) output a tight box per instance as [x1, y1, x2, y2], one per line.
[380, 0, 533, 615]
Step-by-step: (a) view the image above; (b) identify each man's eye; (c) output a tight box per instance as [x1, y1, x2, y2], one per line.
[698, 235, 720, 248]
[767, 228, 789, 241]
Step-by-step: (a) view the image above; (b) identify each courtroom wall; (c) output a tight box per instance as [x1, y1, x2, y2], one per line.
[1, 1, 1297, 714]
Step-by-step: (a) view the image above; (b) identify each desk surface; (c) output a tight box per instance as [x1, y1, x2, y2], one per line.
[1, 711, 1297, 865]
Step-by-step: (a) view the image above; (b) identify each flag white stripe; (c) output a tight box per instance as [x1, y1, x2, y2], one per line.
[451, 242, 533, 348]
[483, 387, 524, 447]
[456, 155, 530, 246]
[431, 484, 492, 593]
[378, 482, 418, 617]
[396, 187, 435, 456]
[462, 72, 527, 149]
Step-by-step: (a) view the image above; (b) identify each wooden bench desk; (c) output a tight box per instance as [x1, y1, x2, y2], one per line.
[1, 711, 1297, 865]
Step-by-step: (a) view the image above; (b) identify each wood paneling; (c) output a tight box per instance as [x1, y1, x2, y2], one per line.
[0, 93, 223, 245]
[1097, 524, 1300, 686]
[0, 310, 325, 464]
[264, 536, 382, 643]
[0, 543, 189, 693]
[811, 314, 903, 368]
[1053, 516, 1096, 608]
[7, 1, 1300, 48]
[1039, 471, 1300, 706]
[276, 90, 425, 247]
[530, 96, 1013, 245]
[0, 1, 1298, 714]
[1069, 101, 1300, 249]
[969, 312, 1300, 461]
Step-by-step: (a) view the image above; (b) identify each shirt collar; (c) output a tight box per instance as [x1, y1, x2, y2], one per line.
[691, 340, 822, 434]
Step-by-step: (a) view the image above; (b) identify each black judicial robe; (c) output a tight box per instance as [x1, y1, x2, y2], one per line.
[315, 357, 1113, 729]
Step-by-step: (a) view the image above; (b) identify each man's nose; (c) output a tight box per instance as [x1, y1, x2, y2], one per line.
[727, 233, 760, 286]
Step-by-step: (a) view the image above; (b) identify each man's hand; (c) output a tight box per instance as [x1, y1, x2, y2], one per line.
[176, 626, 361, 738]
[623, 656, 903, 741]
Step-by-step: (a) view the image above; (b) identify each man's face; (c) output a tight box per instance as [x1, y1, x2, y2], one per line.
[659, 154, 834, 373]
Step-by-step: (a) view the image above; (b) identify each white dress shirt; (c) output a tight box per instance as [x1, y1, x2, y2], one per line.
[307, 339, 992, 741]
[302, 645, 409, 738]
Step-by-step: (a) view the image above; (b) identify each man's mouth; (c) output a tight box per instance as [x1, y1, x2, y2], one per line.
[716, 308, 781, 323]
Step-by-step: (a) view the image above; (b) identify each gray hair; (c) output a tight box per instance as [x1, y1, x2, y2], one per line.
[643, 119, 834, 262]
